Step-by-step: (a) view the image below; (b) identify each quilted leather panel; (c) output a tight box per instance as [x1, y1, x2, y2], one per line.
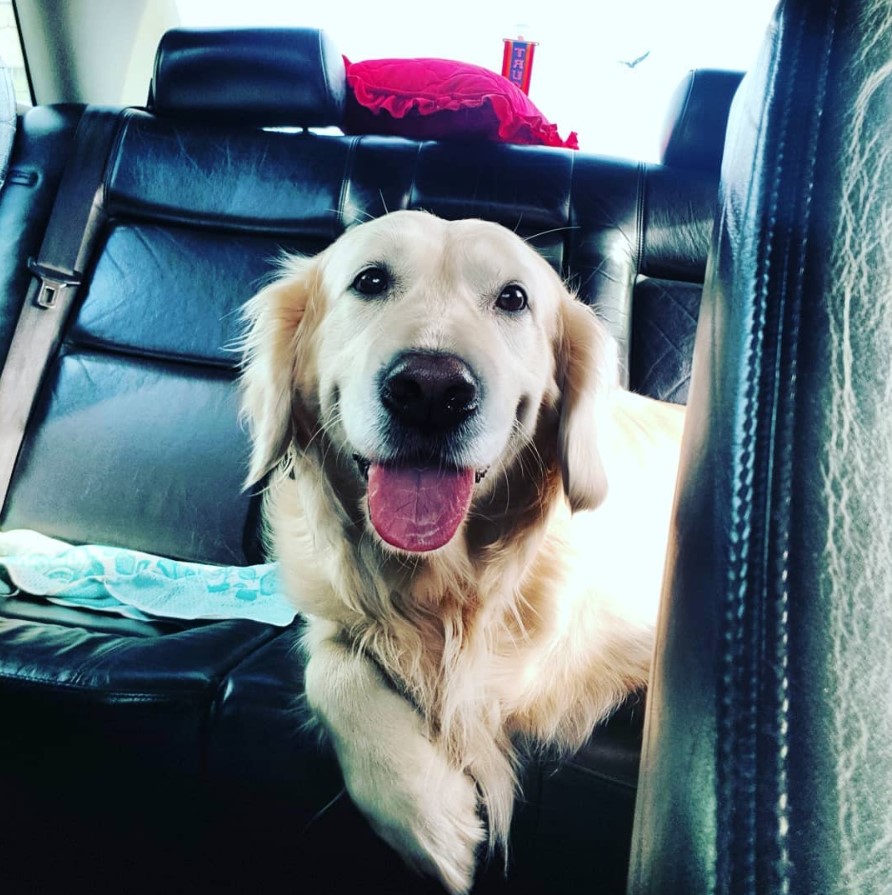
[630, 277, 701, 403]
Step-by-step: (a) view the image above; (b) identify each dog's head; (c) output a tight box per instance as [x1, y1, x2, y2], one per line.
[241, 210, 615, 554]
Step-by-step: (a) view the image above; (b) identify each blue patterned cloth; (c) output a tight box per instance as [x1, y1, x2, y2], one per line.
[0, 530, 296, 626]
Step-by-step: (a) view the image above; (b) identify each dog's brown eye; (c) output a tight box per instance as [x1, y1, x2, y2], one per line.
[353, 267, 390, 297]
[496, 284, 528, 313]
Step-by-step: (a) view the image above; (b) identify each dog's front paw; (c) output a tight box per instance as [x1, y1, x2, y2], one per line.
[346, 736, 485, 894]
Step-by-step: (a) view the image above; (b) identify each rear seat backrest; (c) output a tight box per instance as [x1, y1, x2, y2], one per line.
[0, 28, 736, 565]
[630, 68, 744, 402]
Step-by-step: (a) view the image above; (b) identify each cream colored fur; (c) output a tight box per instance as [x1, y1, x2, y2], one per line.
[240, 210, 684, 893]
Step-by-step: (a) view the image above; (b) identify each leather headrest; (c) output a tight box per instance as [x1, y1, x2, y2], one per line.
[660, 69, 744, 172]
[149, 28, 346, 127]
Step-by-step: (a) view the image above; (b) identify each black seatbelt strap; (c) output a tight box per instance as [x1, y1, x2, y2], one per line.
[0, 107, 122, 512]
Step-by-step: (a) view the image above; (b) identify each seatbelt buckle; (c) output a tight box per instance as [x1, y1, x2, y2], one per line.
[27, 258, 82, 309]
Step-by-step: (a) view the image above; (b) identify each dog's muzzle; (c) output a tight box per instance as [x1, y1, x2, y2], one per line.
[355, 351, 483, 553]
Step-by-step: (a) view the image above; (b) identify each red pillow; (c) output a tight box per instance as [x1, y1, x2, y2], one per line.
[343, 57, 579, 150]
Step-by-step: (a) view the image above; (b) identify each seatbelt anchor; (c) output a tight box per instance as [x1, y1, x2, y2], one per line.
[27, 258, 82, 310]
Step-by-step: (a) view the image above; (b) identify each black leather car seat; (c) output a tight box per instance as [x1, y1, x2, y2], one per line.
[0, 27, 742, 895]
[628, 0, 892, 892]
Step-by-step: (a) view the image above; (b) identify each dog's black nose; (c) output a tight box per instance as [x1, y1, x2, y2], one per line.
[381, 352, 479, 432]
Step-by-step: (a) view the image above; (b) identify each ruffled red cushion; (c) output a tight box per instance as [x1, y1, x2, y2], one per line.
[343, 57, 579, 150]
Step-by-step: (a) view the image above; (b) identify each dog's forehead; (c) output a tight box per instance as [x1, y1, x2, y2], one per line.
[335, 212, 446, 260]
[330, 213, 541, 275]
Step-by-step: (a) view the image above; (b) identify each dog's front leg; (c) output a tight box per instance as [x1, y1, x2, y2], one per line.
[302, 618, 485, 894]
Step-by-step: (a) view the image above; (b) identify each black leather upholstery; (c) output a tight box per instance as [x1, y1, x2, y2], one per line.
[149, 27, 346, 126]
[629, 1, 892, 892]
[630, 275, 701, 403]
[660, 68, 744, 173]
[2, 95, 726, 559]
[0, 27, 744, 894]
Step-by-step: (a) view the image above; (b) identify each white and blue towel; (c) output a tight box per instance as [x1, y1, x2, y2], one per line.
[0, 529, 296, 627]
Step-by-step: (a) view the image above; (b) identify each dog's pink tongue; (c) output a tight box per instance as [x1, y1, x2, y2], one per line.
[367, 465, 475, 552]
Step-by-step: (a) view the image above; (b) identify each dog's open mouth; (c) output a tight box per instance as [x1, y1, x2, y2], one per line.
[353, 454, 485, 552]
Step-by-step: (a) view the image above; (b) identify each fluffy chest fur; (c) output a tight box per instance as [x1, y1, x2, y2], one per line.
[269, 453, 573, 736]
[267, 456, 578, 846]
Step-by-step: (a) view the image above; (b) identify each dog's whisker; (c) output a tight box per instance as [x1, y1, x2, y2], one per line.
[299, 419, 331, 460]
[300, 788, 347, 834]
[522, 224, 581, 244]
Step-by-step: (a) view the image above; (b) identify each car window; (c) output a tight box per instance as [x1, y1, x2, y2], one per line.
[175, 0, 777, 161]
[1, 0, 778, 156]
[0, 0, 29, 105]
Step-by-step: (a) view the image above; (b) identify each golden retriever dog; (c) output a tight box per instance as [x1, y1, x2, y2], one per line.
[240, 210, 683, 893]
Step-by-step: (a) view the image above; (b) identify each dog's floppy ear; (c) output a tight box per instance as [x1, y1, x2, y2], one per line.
[556, 295, 616, 512]
[239, 256, 321, 487]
